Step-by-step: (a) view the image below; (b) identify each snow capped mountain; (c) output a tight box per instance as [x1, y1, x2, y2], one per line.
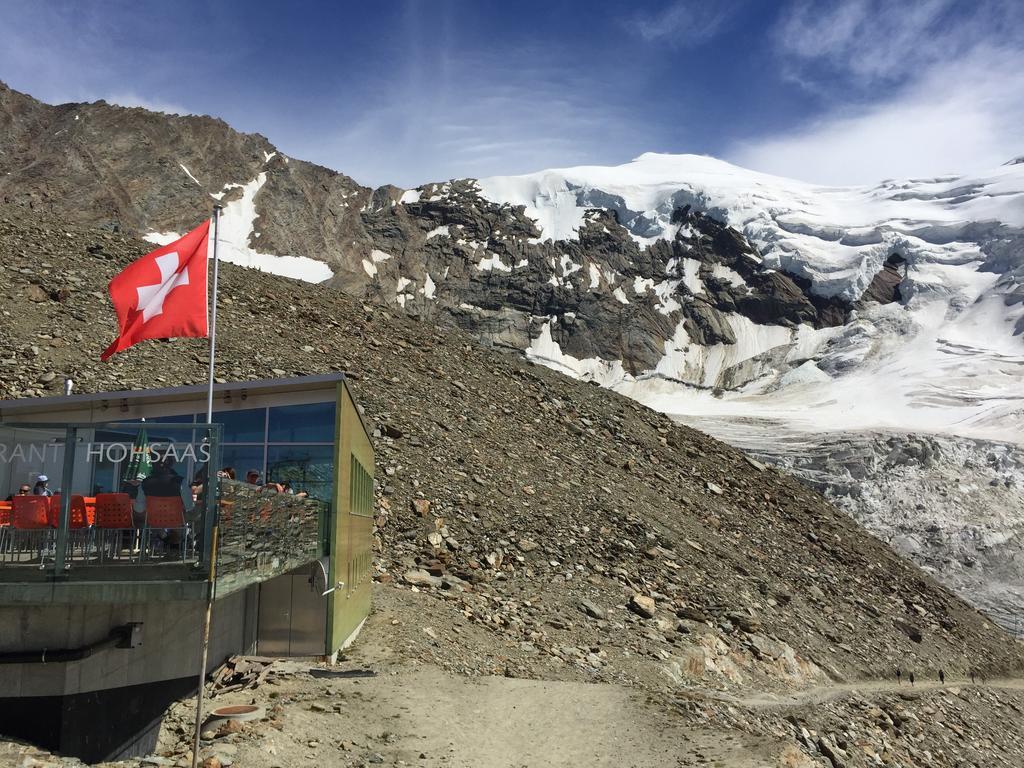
[475, 153, 1024, 444]
[2, 81, 1021, 627]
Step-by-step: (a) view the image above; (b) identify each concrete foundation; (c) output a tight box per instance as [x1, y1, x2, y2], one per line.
[0, 587, 258, 761]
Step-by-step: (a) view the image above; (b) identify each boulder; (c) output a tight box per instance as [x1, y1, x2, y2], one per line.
[628, 594, 656, 619]
[579, 600, 607, 620]
[403, 569, 442, 588]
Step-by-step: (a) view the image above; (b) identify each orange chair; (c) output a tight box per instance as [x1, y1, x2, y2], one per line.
[49, 495, 91, 529]
[48, 495, 94, 560]
[0, 501, 11, 555]
[10, 496, 52, 563]
[13, 495, 50, 529]
[95, 493, 136, 562]
[143, 496, 190, 561]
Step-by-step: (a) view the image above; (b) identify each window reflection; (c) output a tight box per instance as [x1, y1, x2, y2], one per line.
[87, 402, 340, 502]
[268, 403, 336, 443]
[212, 408, 266, 443]
[267, 445, 335, 501]
[220, 446, 266, 481]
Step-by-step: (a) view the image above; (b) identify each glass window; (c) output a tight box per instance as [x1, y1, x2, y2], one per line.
[220, 445, 266, 482]
[267, 445, 335, 501]
[213, 407, 267, 443]
[268, 402, 336, 443]
[149, 414, 195, 424]
[90, 454, 119, 496]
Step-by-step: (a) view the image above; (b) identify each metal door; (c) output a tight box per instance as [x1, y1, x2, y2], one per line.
[256, 567, 327, 656]
[256, 572, 292, 655]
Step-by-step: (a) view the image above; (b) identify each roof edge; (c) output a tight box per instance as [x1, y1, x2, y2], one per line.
[0, 372, 348, 414]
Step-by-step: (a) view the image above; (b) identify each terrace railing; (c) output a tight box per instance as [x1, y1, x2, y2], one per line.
[0, 422, 325, 593]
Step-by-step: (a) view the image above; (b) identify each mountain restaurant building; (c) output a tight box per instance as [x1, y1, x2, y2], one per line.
[0, 373, 374, 761]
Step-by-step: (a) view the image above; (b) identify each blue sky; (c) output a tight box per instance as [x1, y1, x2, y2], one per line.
[1, 0, 1021, 187]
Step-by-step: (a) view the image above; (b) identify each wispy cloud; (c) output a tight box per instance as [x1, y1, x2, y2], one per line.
[626, 0, 742, 45]
[288, 10, 661, 188]
[0, 1, 217, 111]
[774, 0, 1024, 90]
[775, 0, 959, 86]
[301, 64, 655, 187]
[730, 0, 1024, 183]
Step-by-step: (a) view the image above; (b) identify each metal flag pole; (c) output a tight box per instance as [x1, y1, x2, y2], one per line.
[205, 205, 223, 425]
[193, 205, 223, 768]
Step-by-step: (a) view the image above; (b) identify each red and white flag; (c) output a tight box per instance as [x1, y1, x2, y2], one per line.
[101, 221, 210, 361]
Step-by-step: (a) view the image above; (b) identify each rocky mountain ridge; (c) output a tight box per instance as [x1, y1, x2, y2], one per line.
[0, 80, 873, 383]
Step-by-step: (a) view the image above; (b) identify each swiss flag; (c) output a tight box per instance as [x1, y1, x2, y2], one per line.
[101, 220, 210, 361]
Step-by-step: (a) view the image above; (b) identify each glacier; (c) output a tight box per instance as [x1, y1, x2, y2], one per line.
[479, 153, 1024, 445]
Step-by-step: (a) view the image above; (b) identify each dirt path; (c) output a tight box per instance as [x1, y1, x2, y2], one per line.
[157, 664, 793, 768]
[144, 588, 1024, 768]
[181, 669, 1024, 768]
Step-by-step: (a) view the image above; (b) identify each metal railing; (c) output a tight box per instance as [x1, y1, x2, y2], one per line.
[0, 420, 327, 590]
[0, 422, 221, 581]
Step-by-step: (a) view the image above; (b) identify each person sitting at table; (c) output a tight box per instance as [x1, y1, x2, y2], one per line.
[142, 456, 194, 553]
[5, 484, 31, 502]
[32, 475, 53, 497]
[280, 481, 308, 499]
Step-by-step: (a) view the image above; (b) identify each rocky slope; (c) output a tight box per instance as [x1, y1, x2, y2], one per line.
[0, 81, 367, 275]
[677, 417, 1024, 634]
[3, 210, 1024, 766]
[2, 80, 1023, 632]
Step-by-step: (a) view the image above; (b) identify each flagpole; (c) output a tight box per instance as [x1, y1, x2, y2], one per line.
[206, 205, 222, 425]
[193, 205, 222, 768]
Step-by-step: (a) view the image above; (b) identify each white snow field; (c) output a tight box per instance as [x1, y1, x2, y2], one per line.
[145, 158, 335, 284]
[480, 154, 1024, 446]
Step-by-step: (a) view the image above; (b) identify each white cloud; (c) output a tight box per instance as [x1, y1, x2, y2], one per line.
[731, 49, 1024, 183]
[730, 1, 1024, 183]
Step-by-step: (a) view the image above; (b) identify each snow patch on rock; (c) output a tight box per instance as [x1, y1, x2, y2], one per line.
[146, 172, 333, 283]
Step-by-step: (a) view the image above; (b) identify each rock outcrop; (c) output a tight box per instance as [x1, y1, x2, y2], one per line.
[859, 254, 906, 306]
